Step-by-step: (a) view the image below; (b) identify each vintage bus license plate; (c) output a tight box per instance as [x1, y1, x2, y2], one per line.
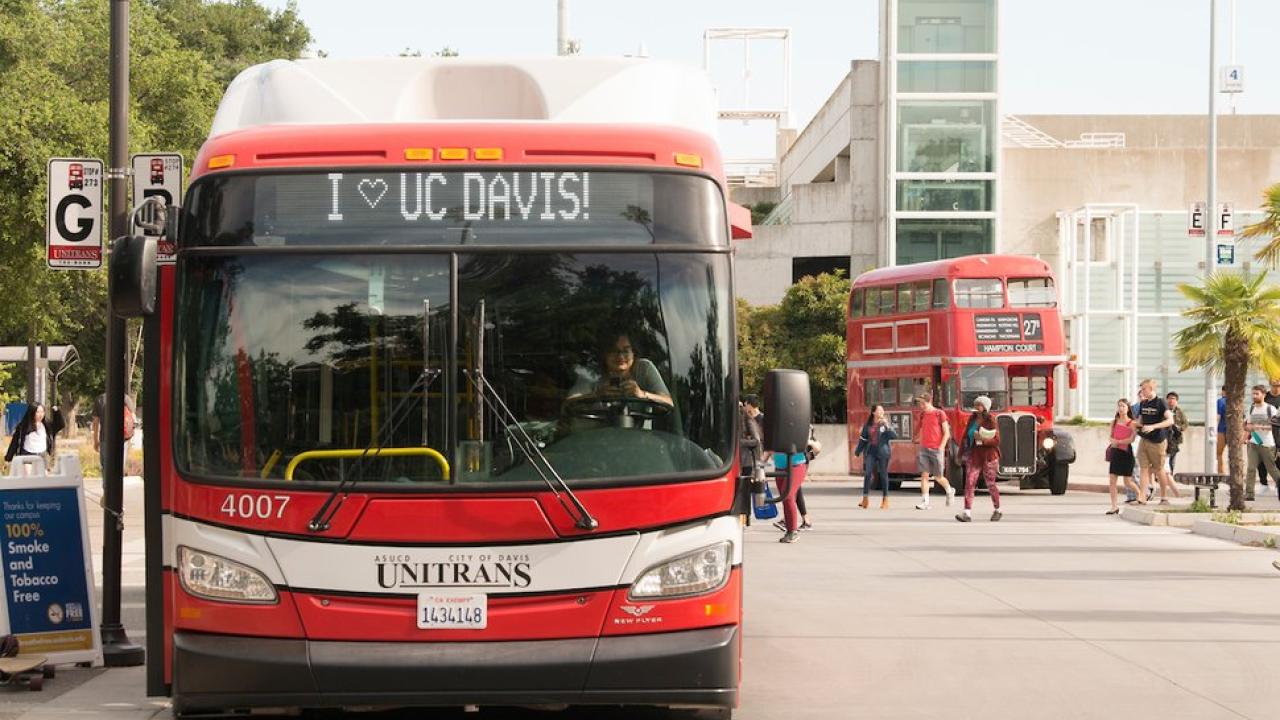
[417, 593, 488, 629]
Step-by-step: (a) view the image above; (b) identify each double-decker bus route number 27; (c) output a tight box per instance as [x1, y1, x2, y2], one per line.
[220, 494, 291, 520]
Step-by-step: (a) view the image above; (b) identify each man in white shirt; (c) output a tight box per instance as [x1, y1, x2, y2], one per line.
[1245, 384, 1280, 502]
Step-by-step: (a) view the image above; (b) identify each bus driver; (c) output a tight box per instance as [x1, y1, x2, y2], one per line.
[567, 333, 673, 409]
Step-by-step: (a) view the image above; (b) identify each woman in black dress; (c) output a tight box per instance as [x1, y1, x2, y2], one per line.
[1106, 399, 1139, 514]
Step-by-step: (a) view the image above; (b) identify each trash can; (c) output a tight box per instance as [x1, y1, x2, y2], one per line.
[4, 402, 28, 437]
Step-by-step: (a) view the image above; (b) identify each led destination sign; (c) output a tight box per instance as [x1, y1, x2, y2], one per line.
[324, 171, 593, 224]
[188, 170, 726, 247]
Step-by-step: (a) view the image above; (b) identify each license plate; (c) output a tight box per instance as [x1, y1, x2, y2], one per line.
[417, 593, 487, 629]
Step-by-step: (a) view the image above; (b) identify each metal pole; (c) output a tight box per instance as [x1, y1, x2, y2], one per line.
[1229, 0, 1237, 115]
[556, 0, 568, 55]
[1203, 0, 1219, 475]
[102, 0, 144, 667]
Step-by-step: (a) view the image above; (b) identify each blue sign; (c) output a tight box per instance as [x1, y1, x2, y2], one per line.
[1217, 243, 1235, 266]
[0, 486, 95, 654]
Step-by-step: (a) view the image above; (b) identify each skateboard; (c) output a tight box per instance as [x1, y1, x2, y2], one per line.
[0, 655, 53, 691]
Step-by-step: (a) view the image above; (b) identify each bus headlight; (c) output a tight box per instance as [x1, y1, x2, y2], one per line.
[177, 546, 278, 604]
[1042, 437, 1056, 451]
[629, 542, 732, 600]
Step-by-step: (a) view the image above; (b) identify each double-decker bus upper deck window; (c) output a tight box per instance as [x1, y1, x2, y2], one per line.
[959, 365, 1008, 411]
[897, 284, 913, 312]
[862, 289, 879, 317]
[851, 289, 865, 318]
[1008, 277, 1057, 308]
[182, 170, 727, 248]
[878, 287, 897, 315]
[932, 278, 949, 308]
[953, 278, 1004, 309]
[912, 281, 932, 311]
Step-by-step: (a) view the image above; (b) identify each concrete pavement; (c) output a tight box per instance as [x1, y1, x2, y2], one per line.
[3, 480, 1277, 719]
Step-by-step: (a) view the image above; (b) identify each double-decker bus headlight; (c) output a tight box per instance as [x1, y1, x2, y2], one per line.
[629, 542, 732, 600]
[177, 546, 278, 604]
[1042, 437, 1056, 451]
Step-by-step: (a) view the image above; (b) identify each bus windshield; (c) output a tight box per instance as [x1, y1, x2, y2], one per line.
[959, 365, 1008, 411]
[174, 250, 734, 487]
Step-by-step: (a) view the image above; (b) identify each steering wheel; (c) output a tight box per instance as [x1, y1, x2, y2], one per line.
[564, 393, 671, 428]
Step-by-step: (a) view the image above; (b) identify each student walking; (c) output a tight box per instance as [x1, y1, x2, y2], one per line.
[913, 394, 955, 510]
[1258, 379, 1280, 489]
[1165, 392, 1189, 475]
[855, 405, 895, 510]
[956, 396, 1002, 522]
[1215, 386, 1228, 475]
[1133, 379, 1177, 504]
[1106, 399, 1139, 514]
[773, 434, 812, 544]
[1244, 384, 1280, 502]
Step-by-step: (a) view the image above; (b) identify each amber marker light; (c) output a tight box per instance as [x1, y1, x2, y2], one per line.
[673, 152, 703, 168]
[207, 155, 235, 169]
[439, 147, 469, 160]
[404, 148, 434, 161]
[473, 148, 503, 160]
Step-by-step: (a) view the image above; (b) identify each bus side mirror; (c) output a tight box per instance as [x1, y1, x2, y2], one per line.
[763, 369, 811, 454]
[110, 235, 157, 318]
[1068, 361, 1079, 390]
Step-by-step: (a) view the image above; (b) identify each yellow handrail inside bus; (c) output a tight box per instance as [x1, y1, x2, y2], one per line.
[284, 447, 451, 481]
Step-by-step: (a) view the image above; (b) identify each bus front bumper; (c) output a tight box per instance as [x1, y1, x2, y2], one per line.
[172, 626, 739, 713]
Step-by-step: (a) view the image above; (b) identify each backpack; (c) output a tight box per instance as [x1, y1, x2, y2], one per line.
[123, 405, 136, 442]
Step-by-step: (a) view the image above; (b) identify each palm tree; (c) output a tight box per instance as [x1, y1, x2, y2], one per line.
[1173, 272, 1280, 510]
[1241, 182, 1280, 267]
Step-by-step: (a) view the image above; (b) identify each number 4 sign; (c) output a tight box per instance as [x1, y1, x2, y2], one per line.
[1220, 65, 1243, 94]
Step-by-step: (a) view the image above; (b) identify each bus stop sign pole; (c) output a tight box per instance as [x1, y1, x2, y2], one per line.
[101, 0, 144, 667]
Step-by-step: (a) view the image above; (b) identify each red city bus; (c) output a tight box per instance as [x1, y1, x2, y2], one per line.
[846, 254, 1077, 494]
[131, 58, 770, 717]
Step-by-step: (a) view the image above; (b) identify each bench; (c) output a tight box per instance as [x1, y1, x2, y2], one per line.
[1173, 473, 1229, 508]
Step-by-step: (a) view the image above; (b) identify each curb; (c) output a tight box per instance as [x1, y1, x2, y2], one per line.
[1191, 519, 1280, 549]
[1119, 506, 1197, 527]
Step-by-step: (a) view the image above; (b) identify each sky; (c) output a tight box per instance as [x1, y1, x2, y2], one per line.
[260, 0, 1280, 158]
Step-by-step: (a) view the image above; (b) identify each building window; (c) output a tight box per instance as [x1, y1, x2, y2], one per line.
[1008, 277, 1057, 307]
[792, 256, 849, 284]
[898, 101, 995, 173]
[897, 180, 992, 212]
[898, 0, 996, 54]
[896, 219, 993, 265]
[953, 278, 1004, 308]
[898, 61, 996, 92]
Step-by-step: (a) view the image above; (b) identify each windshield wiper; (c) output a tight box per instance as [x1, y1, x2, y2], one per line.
[307, 366, 440, 532]
[464, 369, 599, 531]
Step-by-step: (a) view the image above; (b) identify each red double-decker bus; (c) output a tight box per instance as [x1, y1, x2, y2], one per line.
[846, 254, 1077, 494]
[127, 58, 771, 718]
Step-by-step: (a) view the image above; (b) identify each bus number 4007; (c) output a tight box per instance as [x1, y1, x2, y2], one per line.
[220, 494, 291, 520]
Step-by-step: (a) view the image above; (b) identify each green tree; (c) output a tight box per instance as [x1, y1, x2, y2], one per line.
[0, 0, 310, 416]
[1173, 272, 1280, 510]
[150, 0, 311, 91]
[738, 271, 850, 422]
[1240, 182, 1280, 268]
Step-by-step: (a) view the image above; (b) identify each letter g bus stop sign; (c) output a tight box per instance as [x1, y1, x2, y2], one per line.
[46, 158, 104, 269]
